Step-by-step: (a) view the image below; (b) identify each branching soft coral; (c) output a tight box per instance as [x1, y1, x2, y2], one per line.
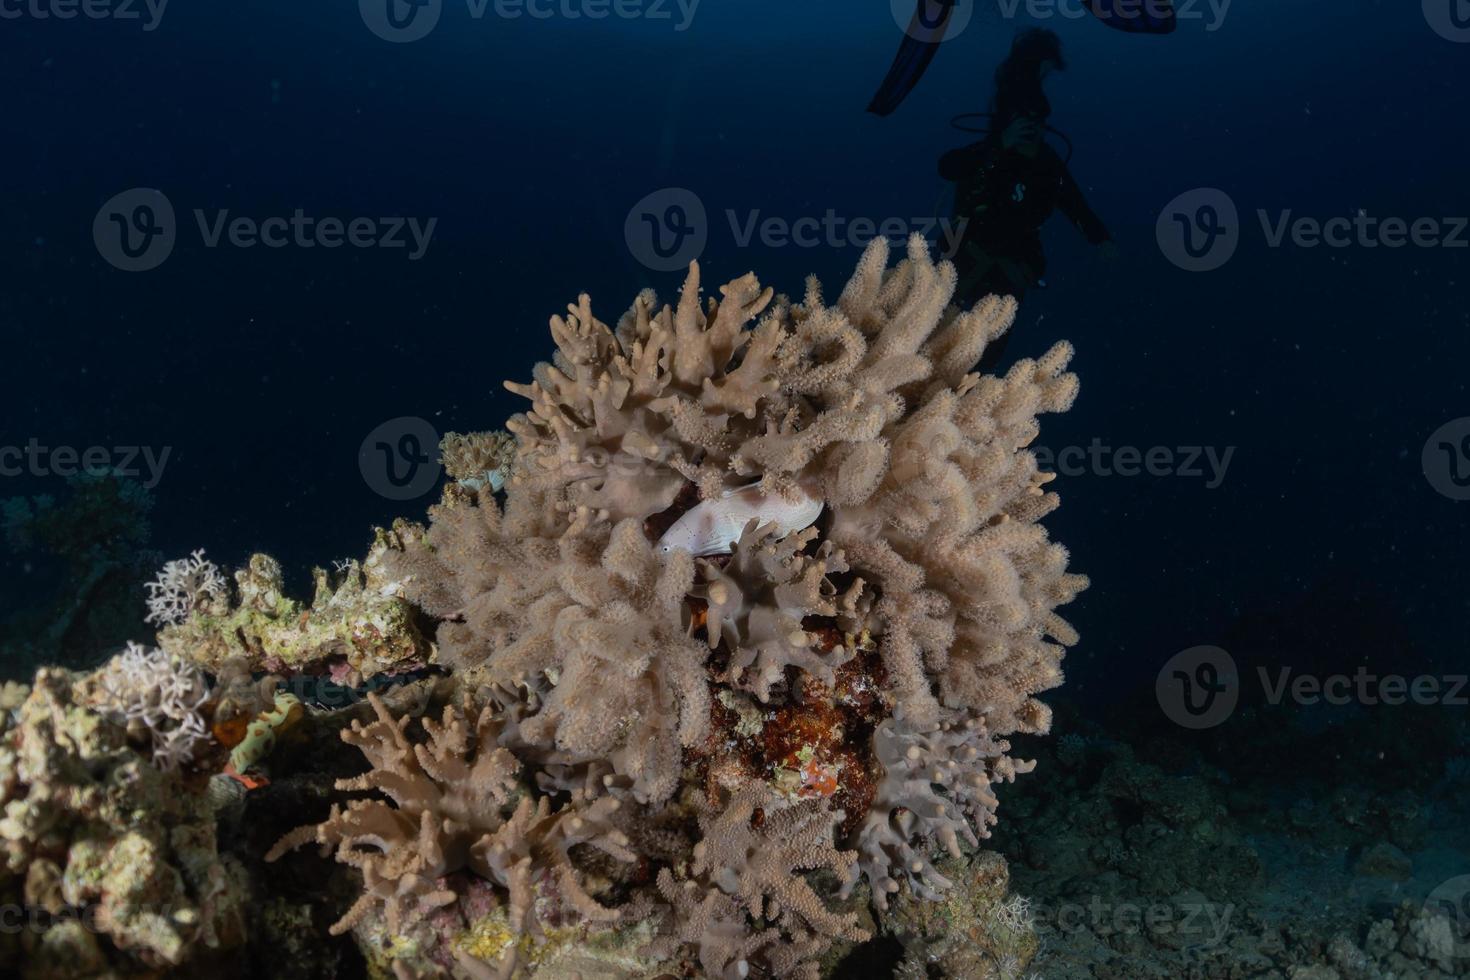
[695, 521, 863, 702]
[841, 705, 1031, 911]
[387, 500, 711, 805]
[267, 693, 634, 976]
[367, 236, 1085, 968]
[653, 783, 868, 980]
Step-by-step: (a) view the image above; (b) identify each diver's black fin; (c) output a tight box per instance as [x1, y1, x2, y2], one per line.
[867, 0, 957, 116]
[1086, 0, 1176, 34]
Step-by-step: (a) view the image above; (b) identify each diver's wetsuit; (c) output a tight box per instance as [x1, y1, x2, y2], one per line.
[939, 135, 1110, 318]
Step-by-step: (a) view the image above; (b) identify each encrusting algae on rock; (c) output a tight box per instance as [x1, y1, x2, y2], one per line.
[153, 547, 429, 684]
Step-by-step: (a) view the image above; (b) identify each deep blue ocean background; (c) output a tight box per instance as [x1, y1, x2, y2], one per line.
[3, 0, 1467, 714]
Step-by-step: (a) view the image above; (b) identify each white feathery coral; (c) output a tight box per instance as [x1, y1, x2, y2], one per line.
[93, 641, 213, 770]
[144, 548, 228, 625]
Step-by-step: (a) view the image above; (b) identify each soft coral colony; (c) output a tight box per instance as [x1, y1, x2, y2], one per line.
[1, 235, 1085, 979]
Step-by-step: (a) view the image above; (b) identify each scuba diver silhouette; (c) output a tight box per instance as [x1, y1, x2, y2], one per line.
[870, 0, 1175, 116]
[937, 29, 1118, 368]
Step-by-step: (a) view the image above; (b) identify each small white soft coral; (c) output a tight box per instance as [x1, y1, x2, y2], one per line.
[94, 641, 213, 770]
[144, 548, 228, 626]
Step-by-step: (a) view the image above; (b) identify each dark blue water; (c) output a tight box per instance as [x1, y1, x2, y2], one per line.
[3, 0, 1467, 706]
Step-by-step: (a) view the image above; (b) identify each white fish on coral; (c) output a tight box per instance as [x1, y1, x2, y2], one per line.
[658, 482, 824, 557]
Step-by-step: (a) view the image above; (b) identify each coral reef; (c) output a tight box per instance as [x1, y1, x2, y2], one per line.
[844, 705, 1033, 912]
[6, 241, 1088, 979]
[887, 850, 1040, 980]
[652, 782, 869, 980]
[267, 694, 631, 947]
[9, 241, 1462, 980]
[0, 667, 247, 977]
[982, 698, 1470, 979]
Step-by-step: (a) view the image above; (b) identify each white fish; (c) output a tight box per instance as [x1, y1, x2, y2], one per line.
[657, 482, 823, 557]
